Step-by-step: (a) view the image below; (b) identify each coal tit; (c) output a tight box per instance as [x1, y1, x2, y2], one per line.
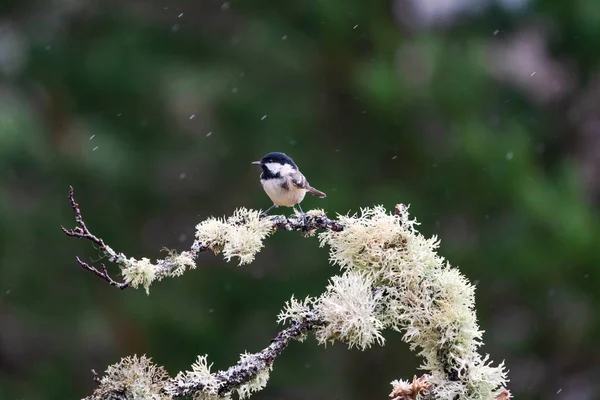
[252, 152, 326, 216]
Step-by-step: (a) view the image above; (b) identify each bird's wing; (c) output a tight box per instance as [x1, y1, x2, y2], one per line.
[291, 171, 326, 198]
[290, 171, 308, 189]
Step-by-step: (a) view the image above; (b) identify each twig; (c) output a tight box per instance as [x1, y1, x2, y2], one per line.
[61, 186, 129, 288]
[76, 257, 128, 290]
[61, 186, 108, 250]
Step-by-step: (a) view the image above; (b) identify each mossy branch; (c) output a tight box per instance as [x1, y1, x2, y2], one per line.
[63, 188, 511, 400]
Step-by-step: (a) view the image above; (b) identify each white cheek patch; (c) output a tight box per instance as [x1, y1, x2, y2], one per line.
[265, 162, 295, 175]
[265, 162, 283, 174]
[279, 163, 295, 176]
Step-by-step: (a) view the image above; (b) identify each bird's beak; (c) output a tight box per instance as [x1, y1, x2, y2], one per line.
[251, 161, 262, 165]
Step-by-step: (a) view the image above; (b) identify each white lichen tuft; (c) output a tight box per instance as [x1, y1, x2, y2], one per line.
[161, 251, 197, 277]
[278, 295, 316, 325]
[168, 355, 220, 400]
[195, 208, 272, 265]
[122, 257, 157, 294]
[319, 206, 421, 276]
[92, 355, 170, 400]
[195, 217, 230, 254]
[314, 271, 385, 350]
[234, 353, 272, 400]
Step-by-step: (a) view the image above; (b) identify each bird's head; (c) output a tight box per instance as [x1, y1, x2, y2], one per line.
[252, 152, 298, 176]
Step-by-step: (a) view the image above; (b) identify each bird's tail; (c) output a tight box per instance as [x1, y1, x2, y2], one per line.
[307, 186, 326, 198]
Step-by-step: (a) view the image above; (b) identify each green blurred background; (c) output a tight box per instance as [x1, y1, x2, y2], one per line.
[1, 0, 599, 398]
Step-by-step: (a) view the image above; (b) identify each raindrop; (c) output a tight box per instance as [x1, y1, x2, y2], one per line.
[209, 308, 215, 313]
[221, 2, 230, 10]
[45, 44, 52, 51]
[92, 146, 99, 151]
[172, 24, 180, 32]
[506, 152, 514, 161]
[392, 155, 397, 160]
[189, 114, 195, 120]
[557, 389, 562, 394]
[493, 30, 500, 36]
[89, 134, 95, 140]
[117, 113, 122, 116]
[179, 233, 187, 242]
[531, 71, 536, 76]
[353, 24, 359, 29]
[584, 273, 590, 279]
[178, 13, 184, 18]
[6, 290, 10, 295]
[231, 87, 238, 94]
[261, 115, 267, 120]
[179, 172, 186, 180]
[282, 35, 288, 40]
[206, 132, 213, 137]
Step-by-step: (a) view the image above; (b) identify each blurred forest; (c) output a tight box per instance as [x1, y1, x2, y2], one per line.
[1, 0, 599, 399]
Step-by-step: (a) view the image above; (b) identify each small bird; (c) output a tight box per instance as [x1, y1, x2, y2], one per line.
[252, 152, 326, 216]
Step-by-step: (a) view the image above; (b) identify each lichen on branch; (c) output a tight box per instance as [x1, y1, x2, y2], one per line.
[63, 188, 509, 400]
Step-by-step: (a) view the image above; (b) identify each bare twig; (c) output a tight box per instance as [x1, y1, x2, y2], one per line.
[61, 186, 108, 249]
[76, 257, 128, 289]
[61, 186, 129, 288]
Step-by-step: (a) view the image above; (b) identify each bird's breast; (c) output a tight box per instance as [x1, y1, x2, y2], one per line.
[261, 177, 306, 207]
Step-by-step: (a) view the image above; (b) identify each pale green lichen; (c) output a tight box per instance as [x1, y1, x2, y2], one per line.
[91, 355, 170, 400]
[120, 250, 198, 294]
[160, 250, 197, 277]
[122, 257, 156, 294]
[195, 208, 272, 265]
[315, 271, 385, 350]
[278, 295, 316, 325]
[169, 355, 220, 400]
[195, 217, 230, 254]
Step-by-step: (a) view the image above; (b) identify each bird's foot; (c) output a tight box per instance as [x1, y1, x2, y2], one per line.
[295, 207, 309, 229]
[260, 204, 277, 218]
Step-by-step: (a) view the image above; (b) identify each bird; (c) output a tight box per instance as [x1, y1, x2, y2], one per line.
[252, 152, 326, 216]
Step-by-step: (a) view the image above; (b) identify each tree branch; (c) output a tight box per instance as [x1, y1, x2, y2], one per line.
[66, 187, 510, 400]
[163, 311, 323, 398]
[61, 187, 344, 289]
